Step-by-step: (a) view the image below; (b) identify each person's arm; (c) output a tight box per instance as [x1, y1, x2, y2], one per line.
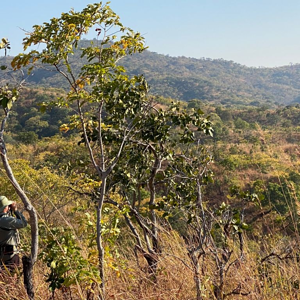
[0, 214, 27, 229]
[8, 202, 27, 229]
[13, 211, 28, 228]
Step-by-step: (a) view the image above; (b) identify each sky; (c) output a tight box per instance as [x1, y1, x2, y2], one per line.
[1, 0, 300, 68]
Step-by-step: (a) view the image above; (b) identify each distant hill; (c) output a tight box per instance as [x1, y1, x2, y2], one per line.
[2, 40, 300, 106]
[120, 52, 300, 106]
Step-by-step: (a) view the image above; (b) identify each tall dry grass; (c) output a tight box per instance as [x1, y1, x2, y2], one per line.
[104, 231, 300, 300]
[2, 172, 300, 300]
[0, 227, 299, 299]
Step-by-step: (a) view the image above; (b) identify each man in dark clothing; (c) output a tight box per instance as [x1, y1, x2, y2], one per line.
[0, 196, 27, 271]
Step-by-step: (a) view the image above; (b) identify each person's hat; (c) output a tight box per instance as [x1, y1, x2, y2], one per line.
[0, 196, 13, 212]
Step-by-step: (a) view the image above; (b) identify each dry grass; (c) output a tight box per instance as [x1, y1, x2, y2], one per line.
[0, 231, 299, 299]
[103, 232, 300, 300]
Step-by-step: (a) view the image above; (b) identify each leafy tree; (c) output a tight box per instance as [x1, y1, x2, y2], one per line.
[15, 131, 39, 144]
[39, 225, 100, 297]
[12, 3, 148, 298]
[105, 102, 213, 278]
[234, 117, 249, 130]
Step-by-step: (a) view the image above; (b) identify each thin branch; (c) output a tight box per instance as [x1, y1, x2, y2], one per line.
[77, 99, 102, 177]
[163, 253, 194, 271]
[224, 283, 251, 298]
[124, 214, 143, 248]
[261, 251, 293, 263]
[53, 63, 76, 91]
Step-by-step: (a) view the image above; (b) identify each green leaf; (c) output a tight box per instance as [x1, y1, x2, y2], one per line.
[241, 223, 249, 230]
[1, 96, 9, 109]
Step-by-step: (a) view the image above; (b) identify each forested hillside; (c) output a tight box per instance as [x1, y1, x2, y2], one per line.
[2, 39, 300, 106]
[122, 51, 300, 106]
[3, 87, 300, 144]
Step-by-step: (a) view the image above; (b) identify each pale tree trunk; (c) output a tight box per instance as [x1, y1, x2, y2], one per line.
[96, 176, 107, 300]
[148, 152, 161, 249]
[188, 249, 203, 300]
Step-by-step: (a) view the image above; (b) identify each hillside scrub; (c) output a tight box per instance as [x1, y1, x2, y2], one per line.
[0, 107, 298, 300]
[1, 85, 300, 298]
[2, 85, 300, 298]
[1, 2, 300, 300]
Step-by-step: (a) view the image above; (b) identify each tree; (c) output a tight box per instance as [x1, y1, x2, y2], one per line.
[12, 3, 148, 298]
[106, 102, 213, 279]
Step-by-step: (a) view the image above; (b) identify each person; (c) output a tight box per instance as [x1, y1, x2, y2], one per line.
[0, 196, 27, 271]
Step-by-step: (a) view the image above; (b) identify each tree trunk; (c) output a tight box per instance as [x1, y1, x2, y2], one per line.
[96, 176, 107, 300]
[189, 251, 202, 300]
[22, 256, 34, 300]
[148, 157, 160, 254]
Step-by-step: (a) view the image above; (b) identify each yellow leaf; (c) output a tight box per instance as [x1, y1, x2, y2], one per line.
[60, 124, 70, 132]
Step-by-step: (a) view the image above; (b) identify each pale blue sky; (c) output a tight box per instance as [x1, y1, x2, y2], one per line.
[1, 0, 300, 67]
